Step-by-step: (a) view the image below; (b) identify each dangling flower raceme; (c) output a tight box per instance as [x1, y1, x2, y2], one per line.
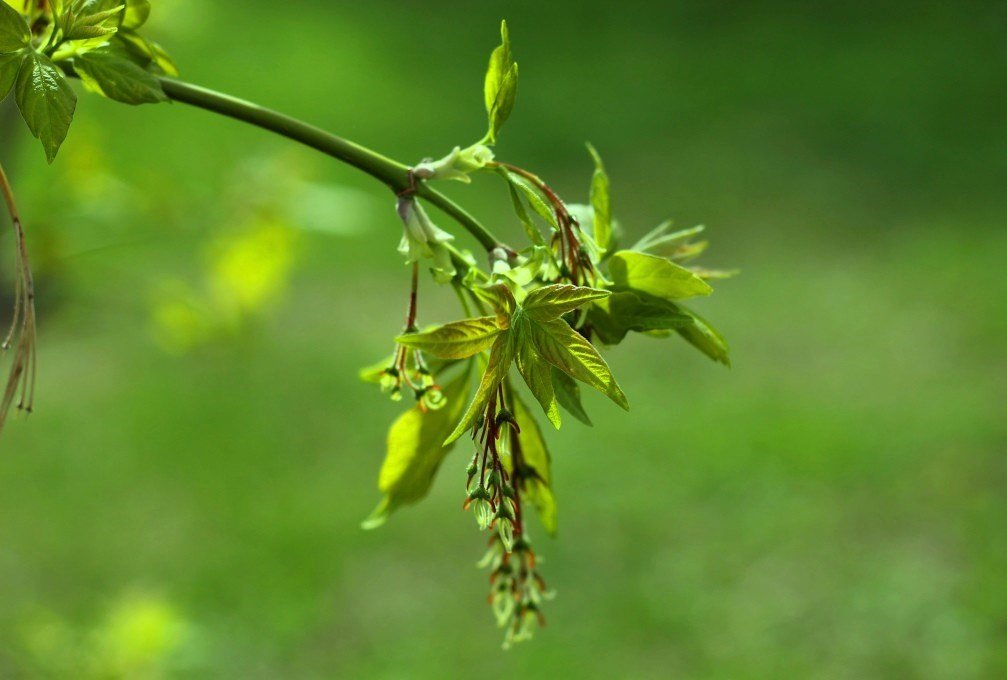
[396, 196, 456, 283]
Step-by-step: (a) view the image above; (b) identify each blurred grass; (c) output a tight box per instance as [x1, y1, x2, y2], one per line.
[0, 1, 1005, 677]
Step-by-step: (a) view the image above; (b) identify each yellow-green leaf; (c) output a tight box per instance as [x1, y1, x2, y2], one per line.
[608, 250, 713, 301]
[362, 369, 472, 529]
[588, 291, 692, 345]
[514, 338, 560, 429]
[444, 331, 514, 444]
[672, 303, 731, 367]
[523, 283, 609, 322]
[483, 20, 518, 144]
[552, 367, 591, 426]
[74, 48, 167, 104]
[528, 316, 628, 410]
[396, 316, 503, 360]
[512, 394, 556, 535]
[0, 0, 29, 52]
[122, 0, 150, 29]
[586, 143, 611, 254]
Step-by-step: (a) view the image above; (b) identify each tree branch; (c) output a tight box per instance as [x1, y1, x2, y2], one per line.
[157, 78, 503, 253]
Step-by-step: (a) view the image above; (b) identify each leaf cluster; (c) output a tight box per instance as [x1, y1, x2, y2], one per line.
[0, 0, 175, 162]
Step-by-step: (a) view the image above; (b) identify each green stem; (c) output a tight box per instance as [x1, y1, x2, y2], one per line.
[157, 77, 502, 252]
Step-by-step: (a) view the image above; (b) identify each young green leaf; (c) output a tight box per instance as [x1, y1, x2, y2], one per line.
[62, 1, 125, 41]
[514, 340, 560, 429]
[15, 52, 77, 163]
[523, 283, 610, 322]
[122, 0, 151, 29]
[0, 50, 23, 101]
[589, 291, 693, 345]
[671, 303, 731, 366]
[552, 367, 592, 426]
[483, 20, 518, 144]
[74, 48, 167, 104]
[445, 332, 514, 444]
[505, 178, 545, 246]
[586, 143, 611, 254]
[527, 316, 628, 410]
[0, 1, 30, 52]
[505, 171, 558, 229]
[362, 369, 472, 529]
[608, 250, 713, 301]
[512, 394, 557, 535]
[116, 28, 179, 76]
[395, 316, 503, 360]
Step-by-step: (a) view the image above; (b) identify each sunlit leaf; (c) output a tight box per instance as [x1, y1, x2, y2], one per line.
[526, 316, 628, 410]
[362, 369, 472, 529]
[122, 0, 150, 29]
[505, 171, 558, 229]
[608, 249, 712, 301]
[15, 51, 77, 163]
[0, 0, 29, 52]
[396, 316, 503, 360]
[505, 178, 545, 245]
[62, 1, 124, 41]
[514, 340, 560, 429]
[74, 47, 167, 104]
[116, 28, 179, 76]
[589, 291, 692, 345]
[483, 20, 518, 144]
[523, 283, 609, 322]
[552, 368, 591, 426]
[445, 332, 514, 444]
[586, 143, 611, 254]
[671, 303, 731, 366]
[512, 394, 556, 535]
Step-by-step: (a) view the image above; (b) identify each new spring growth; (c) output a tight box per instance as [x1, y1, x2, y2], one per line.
[478, 534, 552, 649]
[396, 196, 456, 284]
[0, 0, 735, 647]
[413, 143, 496, 184]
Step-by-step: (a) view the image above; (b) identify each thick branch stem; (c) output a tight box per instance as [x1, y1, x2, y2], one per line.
[157, 77, 502, 252]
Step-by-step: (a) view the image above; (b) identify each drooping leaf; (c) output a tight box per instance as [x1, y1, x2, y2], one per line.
[122, 0, 150, 29]
[0, 49, 23, 100]
[589, 291, 692, 345]
[0, 0, 29, 52]
[552, 367, 591, 426]
[505, 177, 545, 246]
[511, 394, 557, 535]
[671, 303, 731, 366]
[586, 143, 611, 254]
[632, 222, 707, 259]
[362, 369, 472, 529]
[483, 20, 517, 144]
[514, 339, 560, 429]
[74, 47, 167, 104]
[608, 249, 712, 301]
[116, 28, 179, 76]
[445, 331, 514, 444]
[15, 51, 77, 163]
[470, 282, 516, 326]
[527, 316, 628, 410]
[523, 283, 609, 322]
[505, 171, 558, 229]
[396, 316, 503, 360]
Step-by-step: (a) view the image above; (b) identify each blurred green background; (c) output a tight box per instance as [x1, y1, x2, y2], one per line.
[1, 1, 1005, 677]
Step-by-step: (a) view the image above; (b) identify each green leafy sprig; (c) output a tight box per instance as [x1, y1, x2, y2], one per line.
[0, 6, 735, 647]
